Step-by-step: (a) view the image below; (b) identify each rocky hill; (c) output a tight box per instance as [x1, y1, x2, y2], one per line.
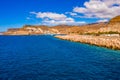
[3, 25, 71, 35]
[3, 15, 120, 35]
[3, 23, 106, 35]
[96, 15, 120, 34]
[109, 15, 120, 24]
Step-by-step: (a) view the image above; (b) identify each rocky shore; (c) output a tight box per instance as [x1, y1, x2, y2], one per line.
[2, 15, 120, 50]
[55, 35, 120, 50]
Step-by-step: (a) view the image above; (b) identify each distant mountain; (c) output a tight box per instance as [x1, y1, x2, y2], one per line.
[3, 15, 120, 35]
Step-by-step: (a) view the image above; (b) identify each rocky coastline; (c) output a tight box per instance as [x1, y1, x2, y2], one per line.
[2, 15, 120, 50]
[55, 35, 120, 50]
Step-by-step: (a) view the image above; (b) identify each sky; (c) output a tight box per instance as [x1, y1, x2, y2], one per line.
[0, 0, 120, 31]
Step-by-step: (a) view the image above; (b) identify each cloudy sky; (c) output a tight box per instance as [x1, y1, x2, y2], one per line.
[0, 0, 120, 31]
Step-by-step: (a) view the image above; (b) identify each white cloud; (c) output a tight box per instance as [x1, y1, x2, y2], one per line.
[31, 12, 67, 20]
[103, 0, 120, 7]
[97, 19, 108, 23]
[65, 12, 77, 16]
[42, 19, 86, 26]
[73, 0, 120, 19]
[30, 12, 86, 26]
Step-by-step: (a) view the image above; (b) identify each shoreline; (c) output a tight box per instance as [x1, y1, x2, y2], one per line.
[55, 35, 120, 50]
[1, 34, 120, 50]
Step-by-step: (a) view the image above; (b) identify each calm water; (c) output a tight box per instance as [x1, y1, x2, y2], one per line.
[0, 35, 120, 80]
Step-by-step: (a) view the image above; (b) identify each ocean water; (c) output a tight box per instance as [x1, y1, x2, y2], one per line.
[0, 35, 120, 80]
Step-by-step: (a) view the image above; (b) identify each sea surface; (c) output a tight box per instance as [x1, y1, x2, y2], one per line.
[0, 35, 120, 80]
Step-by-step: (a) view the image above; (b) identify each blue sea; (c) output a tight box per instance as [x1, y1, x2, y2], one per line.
[0, 35, 120, 80]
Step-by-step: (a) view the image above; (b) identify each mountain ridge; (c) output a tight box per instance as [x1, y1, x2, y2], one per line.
[3, 15, 120, 35]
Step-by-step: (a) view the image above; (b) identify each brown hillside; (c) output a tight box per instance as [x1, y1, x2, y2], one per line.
[96, 15, 120, 33]
[3, 15, 120, 35]
[109, 15, 120, 24]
